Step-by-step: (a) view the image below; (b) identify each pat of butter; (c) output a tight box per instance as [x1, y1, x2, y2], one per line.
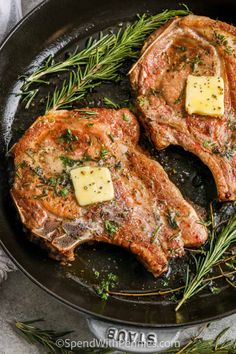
[70, 166, 114, 206]
[185, 75, 224, 116]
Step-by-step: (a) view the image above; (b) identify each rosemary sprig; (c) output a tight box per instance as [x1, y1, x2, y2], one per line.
[15, 319, 113, 353]
[162, 328, 236, 354]
[105, 210, 236, 301]
[21, 7, 190, 111]
[175, 215, 236, 311]
[21, 34, 117, 108]
[15, 319, 72, 353]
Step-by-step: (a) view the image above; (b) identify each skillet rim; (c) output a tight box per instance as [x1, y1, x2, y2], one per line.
[2, 236, 236, 329]
[0, 0, 236, 329]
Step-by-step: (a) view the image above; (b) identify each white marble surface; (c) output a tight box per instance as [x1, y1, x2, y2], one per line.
[0, 1, 235, 353]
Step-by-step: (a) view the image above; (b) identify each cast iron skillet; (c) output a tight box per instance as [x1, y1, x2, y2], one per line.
[0, 0, 236, 328]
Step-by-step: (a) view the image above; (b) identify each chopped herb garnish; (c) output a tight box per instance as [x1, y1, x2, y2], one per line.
[25, 149, 35, 161]
[223, 147, 236, 159]
[104, 220, 118, 236]
[107, 133, 115, 142]
[96, 273, 118, 300]
[167, 209, 178, 229]
[214, 32, 228, 46]
[60, 156, 78, 167]
[60, 128, 78, 142]
[100, 146, 109, 159]
[33, 166, 47, 183]
[33, 188, 49, 199]
[87, 123, 94, 127]
[94, 270, 100, 278]
[160, 276, 169, 287]
[58, 188, 69, 197]
[203, 140, 218, 153]
[209, 284, 221, 294]
[122, 113, 130, 122]
[214, 31, 234, 54]
[114, 161, 122, 169]
[31, 166, 72, 197]
[203, 141, 236, 159]
[137, 96, 147, 107]
[60, 153, 93, 168]
[47, 176, 57, 186]
[176, 45, 187, 52]
[56, 172, 72, 186]
[190, 54, 203, 72]
[169, 294, 178, 302]
[169, 231, 181, 241]
[149, 88, 162, 96]
[150, 225, 161, 243]
[58, 128, 78, 151]
[16, 160, 27, 170]
[174, 89, 185, 104]
[103, 97, 120, 109]
[203, 140, 210, 148]
[76, 109, 97, 116]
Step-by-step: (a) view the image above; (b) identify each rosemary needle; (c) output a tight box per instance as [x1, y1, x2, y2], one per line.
[175, 215, 236, 311]
[20, 7, 190, 110]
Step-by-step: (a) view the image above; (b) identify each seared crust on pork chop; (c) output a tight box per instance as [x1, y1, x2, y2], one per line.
[11, 108, 207, 276]
[130, 15, 236, 201]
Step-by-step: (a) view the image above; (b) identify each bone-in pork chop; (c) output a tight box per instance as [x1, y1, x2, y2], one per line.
[130, 15, 236, 201]
[11, 108, 207, 276]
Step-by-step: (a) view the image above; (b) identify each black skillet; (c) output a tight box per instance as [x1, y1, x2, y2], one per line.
[0, 0, 236, 333]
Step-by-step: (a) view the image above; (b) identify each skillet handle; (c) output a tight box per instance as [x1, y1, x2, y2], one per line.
[87, 317, 181, 353]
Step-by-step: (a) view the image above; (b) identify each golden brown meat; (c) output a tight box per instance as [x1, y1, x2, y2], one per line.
[130, 15, 236, 201]
[11, 108, 207, 276]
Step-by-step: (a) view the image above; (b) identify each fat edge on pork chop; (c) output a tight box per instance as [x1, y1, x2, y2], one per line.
[11, 108, 207, 276]
[130, 15, 236, 201]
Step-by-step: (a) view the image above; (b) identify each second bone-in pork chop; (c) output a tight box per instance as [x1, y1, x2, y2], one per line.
[11, 108, 207, 276]
[130, 15, 236, 201]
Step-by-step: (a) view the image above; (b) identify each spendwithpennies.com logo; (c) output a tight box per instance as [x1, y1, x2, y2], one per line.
[56, 338, 120, 350]
[55, 338, 180, 350]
